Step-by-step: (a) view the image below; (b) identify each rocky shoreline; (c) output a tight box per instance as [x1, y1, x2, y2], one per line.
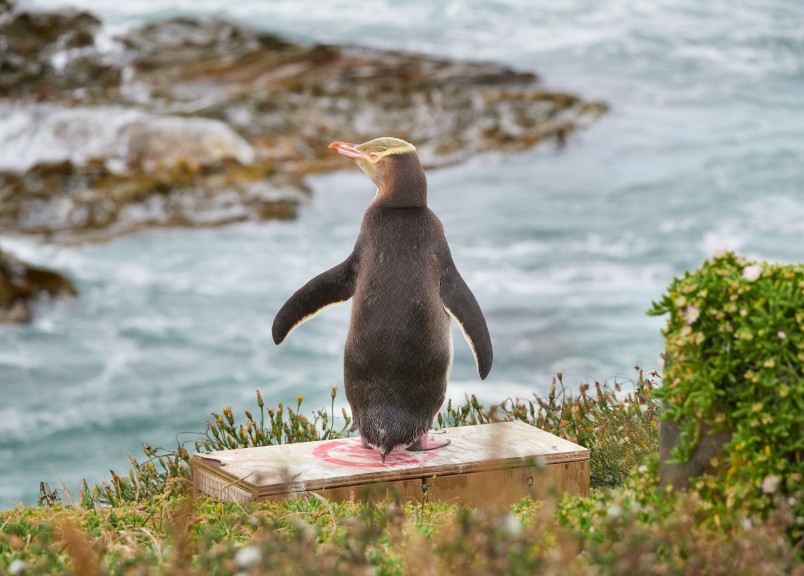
[1, 0, 606, 243]
[0, 0, 606, 320]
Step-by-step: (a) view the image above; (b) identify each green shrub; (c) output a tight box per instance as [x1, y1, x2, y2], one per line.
[82, 373, 660, 507]
[82, 388, 352, 507]
[466, 372, 660, 489]
[648, 252, 803, 524]
[4, 485, 800, 575]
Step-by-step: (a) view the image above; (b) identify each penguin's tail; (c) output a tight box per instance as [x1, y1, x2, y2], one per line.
[362, 405, 430, 462]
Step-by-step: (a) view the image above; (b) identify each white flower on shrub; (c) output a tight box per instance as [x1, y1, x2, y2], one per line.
[501, 512, 522, 535]
[235, 545, 262, 568]
[761, 475, 781, 494]
[684, 305, 700, 325]
[742, 264, 762, 281]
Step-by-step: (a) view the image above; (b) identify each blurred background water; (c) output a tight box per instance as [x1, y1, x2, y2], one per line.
[1, 0, 802, 507]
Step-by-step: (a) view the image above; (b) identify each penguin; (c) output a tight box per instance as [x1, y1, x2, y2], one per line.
[272, 137, 492, 462]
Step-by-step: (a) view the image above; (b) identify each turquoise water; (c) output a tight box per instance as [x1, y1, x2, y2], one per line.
[2, 0, 803, 507]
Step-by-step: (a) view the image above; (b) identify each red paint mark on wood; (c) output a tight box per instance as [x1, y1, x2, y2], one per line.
[312, 438, 437, 468]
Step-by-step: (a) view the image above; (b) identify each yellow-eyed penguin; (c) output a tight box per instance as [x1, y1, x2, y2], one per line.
[272, 137, 492, 461]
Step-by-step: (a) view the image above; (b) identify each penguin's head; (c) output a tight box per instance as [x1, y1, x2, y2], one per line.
[329, 137, 419, 189]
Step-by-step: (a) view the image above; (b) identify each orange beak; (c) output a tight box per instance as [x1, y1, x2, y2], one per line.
[329, 141, 366, 159]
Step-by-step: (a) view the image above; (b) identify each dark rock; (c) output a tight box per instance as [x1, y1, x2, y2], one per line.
[0, 9, 99, 53]
[0, 249, 77, 323]
[119, 17, 281, 54]
[0, 3, 118, 97]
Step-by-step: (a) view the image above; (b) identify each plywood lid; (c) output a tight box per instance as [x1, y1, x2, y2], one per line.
[194, 421, 589, 496]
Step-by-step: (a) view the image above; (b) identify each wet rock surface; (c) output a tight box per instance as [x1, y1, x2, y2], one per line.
[0, 1, 607, 244]
[0, 249, 77, 323]
[0, 2, 118, 96]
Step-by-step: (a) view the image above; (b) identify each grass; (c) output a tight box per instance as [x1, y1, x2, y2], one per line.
[1, 371, 801, 575]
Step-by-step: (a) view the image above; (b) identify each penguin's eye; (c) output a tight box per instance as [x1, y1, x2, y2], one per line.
[368, 152, 380, 163]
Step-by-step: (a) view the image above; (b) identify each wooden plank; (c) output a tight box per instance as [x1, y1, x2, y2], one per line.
[269, 460, 590, 508]
[192, 421, 589, 504]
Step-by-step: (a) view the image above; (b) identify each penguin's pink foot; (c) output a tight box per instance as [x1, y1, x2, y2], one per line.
[407, 432, 451, 452]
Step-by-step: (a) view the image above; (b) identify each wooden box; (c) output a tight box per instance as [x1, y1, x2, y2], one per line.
[192, 421, 589, 507]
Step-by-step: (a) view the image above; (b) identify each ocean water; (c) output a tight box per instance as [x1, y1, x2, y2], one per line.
[2, 0, 803, 507]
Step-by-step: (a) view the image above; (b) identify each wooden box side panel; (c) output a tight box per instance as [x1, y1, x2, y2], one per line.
[193, 460, 256, 503]
[428, 460, 589, 506]
[267, 460, 589, 507]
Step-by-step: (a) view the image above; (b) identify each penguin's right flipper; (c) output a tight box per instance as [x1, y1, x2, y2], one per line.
[272, 254, 357, 344]
[440, 265, 493, 379]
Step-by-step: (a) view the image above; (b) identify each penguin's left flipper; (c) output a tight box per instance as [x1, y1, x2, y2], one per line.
[272, 253, 357, 344]
[440, 266, 493, 379]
